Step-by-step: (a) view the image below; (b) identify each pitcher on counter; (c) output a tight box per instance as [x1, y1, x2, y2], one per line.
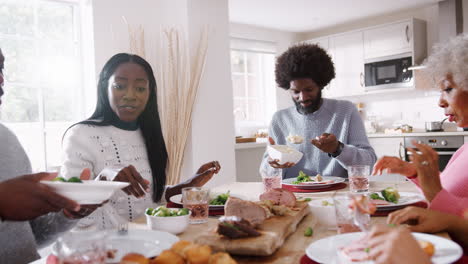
[60, 53, 221, 230]
[261, 43, 377, 179]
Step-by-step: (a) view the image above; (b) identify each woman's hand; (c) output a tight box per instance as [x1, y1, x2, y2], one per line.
[114, 165, 149, 198]
[0, 172, 80, 221]
[372, 156, 416, 177]
[407, 141, 442, 201]
[387, 206, 454, 233]
[190, 161, 221, 187]
[366, 224, 431, 264]
[267, 137, 296, 168]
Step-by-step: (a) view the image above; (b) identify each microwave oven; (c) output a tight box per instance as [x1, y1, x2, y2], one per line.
[364, 53, 413, 91]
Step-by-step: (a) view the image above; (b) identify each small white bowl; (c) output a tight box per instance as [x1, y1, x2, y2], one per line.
[308, 198, 337, 228]
[267, 145, 303, 164]
[145, 210, 191, 235]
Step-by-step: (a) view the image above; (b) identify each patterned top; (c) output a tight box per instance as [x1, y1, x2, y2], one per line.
[61, 124, 165, 230]
[261, 98, 377, 179]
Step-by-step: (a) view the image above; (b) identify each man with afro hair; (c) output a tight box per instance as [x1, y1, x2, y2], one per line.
[260, 43, 376, 179]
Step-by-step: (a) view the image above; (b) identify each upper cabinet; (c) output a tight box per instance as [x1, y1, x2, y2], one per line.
[363, 19, 427, 64]
[363, 21, 412, 60]
[330, 31, 365, 97]
[303, 18, 427, 98]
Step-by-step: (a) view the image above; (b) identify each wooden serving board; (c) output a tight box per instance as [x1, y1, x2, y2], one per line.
[195, 201, 310, 257]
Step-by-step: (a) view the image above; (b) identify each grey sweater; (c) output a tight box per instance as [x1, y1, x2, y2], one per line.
[0, 123, 77, 263]
[261, 98, 377, 179]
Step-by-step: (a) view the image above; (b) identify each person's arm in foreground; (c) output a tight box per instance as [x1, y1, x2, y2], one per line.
[366, 224, 431, 264]
[388, 206, 468, 249]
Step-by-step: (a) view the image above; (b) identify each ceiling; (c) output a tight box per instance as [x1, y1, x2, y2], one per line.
[228, 0, 441, 33]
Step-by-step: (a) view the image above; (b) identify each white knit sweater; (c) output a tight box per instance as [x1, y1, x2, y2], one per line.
[61, 124, 165, 230]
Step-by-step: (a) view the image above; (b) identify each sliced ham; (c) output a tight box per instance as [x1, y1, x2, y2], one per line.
[371, 199, 392, 206]
[339, 236, 372, 262]
[259, 188, 296, 207]
[224, 197, 267, 227]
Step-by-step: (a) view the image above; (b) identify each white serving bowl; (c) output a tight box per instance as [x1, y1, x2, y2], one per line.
[41, 180, 129, 205]
[146, 210, 191, 235]
[308, 198, 337, 228]
[267, 145, 303, 164]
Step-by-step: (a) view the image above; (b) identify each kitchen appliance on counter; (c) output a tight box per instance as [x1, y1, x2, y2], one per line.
[404, 135, 463, 171]
[425, 118, 447, 132]
[364, 53, 413, 91]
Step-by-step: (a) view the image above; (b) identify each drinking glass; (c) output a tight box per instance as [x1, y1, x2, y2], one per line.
[348, 165, 370, 193]
[259, 165, 282, 192]
[333, 194, 361, 234]
[55, 231, 106, 264]
[182, 187, 210, 224]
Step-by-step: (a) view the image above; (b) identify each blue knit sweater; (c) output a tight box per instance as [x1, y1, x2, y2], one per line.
[261, 98, 377, 179]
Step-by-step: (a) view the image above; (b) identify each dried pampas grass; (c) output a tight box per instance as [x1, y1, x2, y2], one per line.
[158, 27, 209, 185]
[125, 21, 209, 185]
[123, 16, 146, 58]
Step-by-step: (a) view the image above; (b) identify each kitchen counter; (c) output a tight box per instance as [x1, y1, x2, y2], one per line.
[235, 142, 267, 150]
[368, 131, 468, 138]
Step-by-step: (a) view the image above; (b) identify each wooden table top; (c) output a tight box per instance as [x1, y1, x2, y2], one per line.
[128, 180, 446, 264]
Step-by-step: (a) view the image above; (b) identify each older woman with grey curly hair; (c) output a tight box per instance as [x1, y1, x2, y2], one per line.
[373, 34, 468, 217]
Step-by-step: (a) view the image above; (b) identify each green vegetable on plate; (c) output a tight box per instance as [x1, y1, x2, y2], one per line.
[52, 177, 66, 182]
[381, 187, 400, 203]
[210, 191, 230, 205]
[304, 227, 313, 237]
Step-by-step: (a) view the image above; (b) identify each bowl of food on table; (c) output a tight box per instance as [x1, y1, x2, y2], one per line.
[145, 206, 191, 234]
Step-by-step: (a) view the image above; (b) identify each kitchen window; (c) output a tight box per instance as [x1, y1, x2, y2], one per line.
[230, 38, 276, 134]
[0, 0, 94, 171]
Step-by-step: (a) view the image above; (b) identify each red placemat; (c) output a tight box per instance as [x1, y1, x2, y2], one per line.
[282, 182, 347, 193]
[167, 202, 224, 216]
[372, 201, 428, 216]
[300, 254, 318, 264]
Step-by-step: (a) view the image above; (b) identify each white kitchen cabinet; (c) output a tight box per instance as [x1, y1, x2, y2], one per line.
[305, 37, 337, 98]
[369, 137, 404, 159]
[363, 18, 427, 64]
[464, 136, 468, 144]
[329, 31, 365, 96]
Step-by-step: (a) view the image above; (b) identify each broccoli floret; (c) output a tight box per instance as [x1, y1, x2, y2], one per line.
[381, 187, 400, 203]
[370, 193, 384, 200]
[295, 171, 311, 183]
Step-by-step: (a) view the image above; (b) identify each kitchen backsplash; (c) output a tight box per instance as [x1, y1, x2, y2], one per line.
[351, 90, 459, 133]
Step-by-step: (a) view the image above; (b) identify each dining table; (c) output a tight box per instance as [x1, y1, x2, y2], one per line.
[127, 180, 445, 264]
[32, 180, 449, 264]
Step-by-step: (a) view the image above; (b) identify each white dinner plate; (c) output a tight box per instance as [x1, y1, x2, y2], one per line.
[52, 229, 179, 263]
[169, 192, 234, 209]
[282, 176, 346, 189]
[105, 229, 179, 261]
[41, 180, 130, 204]
[305, 232, 462, 264]
[373, 192, 426, 211]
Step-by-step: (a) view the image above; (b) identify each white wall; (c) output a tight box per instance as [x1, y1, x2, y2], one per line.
[92, 0, 236, 187]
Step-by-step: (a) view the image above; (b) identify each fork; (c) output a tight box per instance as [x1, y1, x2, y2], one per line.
[118, 222, 128, 235]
